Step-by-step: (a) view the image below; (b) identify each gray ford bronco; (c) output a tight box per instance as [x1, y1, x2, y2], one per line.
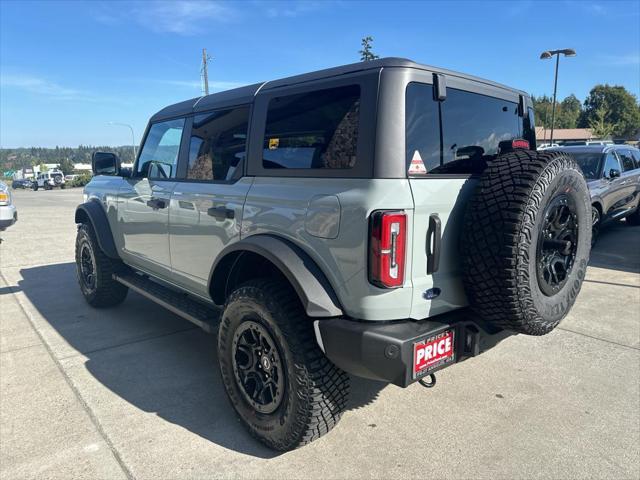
[75, 58, 591, 451]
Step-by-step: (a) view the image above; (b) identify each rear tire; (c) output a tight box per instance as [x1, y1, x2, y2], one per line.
[75, 223, 128, 308]
[462, 150, 591, 335]
[217, 279, 349, 451]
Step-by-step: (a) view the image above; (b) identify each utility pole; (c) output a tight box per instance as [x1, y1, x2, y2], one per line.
[201, 48, 211, 96]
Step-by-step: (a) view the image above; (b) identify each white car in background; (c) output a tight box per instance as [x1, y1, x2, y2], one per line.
[0, 182, 18, 231]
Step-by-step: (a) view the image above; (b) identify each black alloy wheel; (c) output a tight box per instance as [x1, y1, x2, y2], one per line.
[536, 194, 579, 296]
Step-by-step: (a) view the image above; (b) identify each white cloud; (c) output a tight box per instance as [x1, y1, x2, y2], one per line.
[1, 74, 93, 101]
[264, 0, 335, 18]
[599, 54, 640, 67]
[95, 0, 236, 35]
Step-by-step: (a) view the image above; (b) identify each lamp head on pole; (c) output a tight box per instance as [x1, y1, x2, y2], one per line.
[540, 48, 577, 59]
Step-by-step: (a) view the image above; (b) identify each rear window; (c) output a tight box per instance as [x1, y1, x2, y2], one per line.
[263, 85, 360, 169]
[406, 83, 524, 175]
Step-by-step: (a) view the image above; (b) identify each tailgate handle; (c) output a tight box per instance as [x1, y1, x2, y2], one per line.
[426, 213, 441, 274]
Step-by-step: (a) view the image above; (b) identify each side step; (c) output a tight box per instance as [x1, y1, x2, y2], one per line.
[113, 272, 220, 333]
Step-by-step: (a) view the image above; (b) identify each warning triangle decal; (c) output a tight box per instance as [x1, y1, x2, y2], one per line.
[408, 150, 427, 174]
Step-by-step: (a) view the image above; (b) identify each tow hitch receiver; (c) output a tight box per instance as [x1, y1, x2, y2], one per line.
[317, 308, 513, 388]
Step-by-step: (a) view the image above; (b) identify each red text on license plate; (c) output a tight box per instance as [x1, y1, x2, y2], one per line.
[413, 330, 455, 377]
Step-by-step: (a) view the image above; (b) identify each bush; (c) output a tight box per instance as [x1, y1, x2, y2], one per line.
[71, 173, 92, 188]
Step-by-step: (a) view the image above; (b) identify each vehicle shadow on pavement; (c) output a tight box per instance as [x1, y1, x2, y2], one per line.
[15, 262, 386, 458]
[589, 222, 640, 274]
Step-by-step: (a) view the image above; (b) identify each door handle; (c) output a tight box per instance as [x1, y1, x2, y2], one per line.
[207, 206, 235, 220]
[426, 213, 441, 274]
[146, 197, 167, 209]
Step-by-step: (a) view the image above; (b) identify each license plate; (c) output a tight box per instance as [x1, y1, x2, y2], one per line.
[413, 329, 455, 378]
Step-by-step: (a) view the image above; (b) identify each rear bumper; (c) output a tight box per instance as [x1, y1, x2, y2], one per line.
[315, 309, 512, 387]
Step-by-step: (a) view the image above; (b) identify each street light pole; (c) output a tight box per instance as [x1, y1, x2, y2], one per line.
[108, 122, 137, 161]
[540, 48, 576, 146]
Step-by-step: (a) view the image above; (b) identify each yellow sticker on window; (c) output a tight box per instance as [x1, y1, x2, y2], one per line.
[268, 138, 279, 150]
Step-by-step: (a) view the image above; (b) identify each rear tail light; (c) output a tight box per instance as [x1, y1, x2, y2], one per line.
[512, 139, 530, 149]
[369, 211, 407, 288]
[0, 192, 9, 206]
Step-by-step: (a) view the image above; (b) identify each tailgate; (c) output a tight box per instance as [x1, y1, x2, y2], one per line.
[407, 177, 477, 319]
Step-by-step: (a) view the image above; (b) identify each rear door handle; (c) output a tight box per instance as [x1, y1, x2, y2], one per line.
[426, 213, 441, 274]
[207, 206, 235, 220]
[146, 197, 167, 209]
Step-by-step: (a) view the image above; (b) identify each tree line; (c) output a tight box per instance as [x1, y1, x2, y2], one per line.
[532, 84, 639, 139]
[1, 145, 136, 175]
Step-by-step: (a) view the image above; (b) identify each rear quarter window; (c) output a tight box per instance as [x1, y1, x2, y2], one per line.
[262, 85, 360, 170]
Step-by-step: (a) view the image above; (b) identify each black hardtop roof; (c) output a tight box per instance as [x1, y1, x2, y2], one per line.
[150, 57, 528, 122]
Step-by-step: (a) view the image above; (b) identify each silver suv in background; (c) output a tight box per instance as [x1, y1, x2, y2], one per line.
[0, 182, 17, 231]
[550, 145, 640, 242]
[75, 58, 591, 451]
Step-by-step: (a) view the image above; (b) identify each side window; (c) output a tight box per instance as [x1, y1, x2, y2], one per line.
[440, 88, 520, 174]
[405, 83, 521, 175]
[630, 149, 640, 169]
[137, 118, 185, 179]
[618, 150, 636, 172]
[263, 85, 360, 169]
[186, 107, 249, 181]
[602, 152, 622, 177]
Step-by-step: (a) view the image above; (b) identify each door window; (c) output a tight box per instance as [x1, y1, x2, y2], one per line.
[617, 150, 637, 172]
[186, 107, 249, 181]
[262, 85, 360, 169]
[602, 152, 622, 178]
[136, 118, 185, 179]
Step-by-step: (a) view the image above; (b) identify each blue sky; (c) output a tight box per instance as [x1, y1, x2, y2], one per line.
[1, 0, 639, 147]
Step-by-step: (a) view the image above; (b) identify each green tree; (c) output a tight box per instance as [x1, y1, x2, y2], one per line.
[556, 94, 581, 129]
[579, 85, 640, 138]
[359, 36, 379, 62]
[59, 158, 75, 175]
[588, 103, 617, 138]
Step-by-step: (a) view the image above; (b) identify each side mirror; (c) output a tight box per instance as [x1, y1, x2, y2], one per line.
[609, 168, 621, 179]
[92, 152, 120, 176]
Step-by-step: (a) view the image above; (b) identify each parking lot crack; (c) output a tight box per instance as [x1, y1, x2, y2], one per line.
[557, 326, 640, 351]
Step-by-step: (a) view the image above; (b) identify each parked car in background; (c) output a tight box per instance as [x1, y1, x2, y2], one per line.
[550, 145, 640, 243]
[0, 182, 18, 231]
[65, 174, 80, 182]
[33, 169, 66, 190]
[538, 143, 560, 150]
[11, 178, 33, 189]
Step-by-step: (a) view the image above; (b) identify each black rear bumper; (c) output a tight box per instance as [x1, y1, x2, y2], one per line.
[316, 309, 513, 388]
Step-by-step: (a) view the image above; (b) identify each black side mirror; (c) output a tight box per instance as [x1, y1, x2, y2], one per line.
[609, 168, 621, 179]
[92, 152, 120, 176]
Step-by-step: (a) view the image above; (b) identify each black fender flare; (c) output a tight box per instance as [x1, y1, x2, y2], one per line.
[75, 201, 119, 259]
[209, 235, 343, 318]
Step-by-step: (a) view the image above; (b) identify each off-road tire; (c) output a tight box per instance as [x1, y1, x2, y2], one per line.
[75, 223, 128, 308]
[461, 150, 591, 335]
[625, 207, 640, 226]
[217, 279, 349, 451]
[32, 183, 38, 191]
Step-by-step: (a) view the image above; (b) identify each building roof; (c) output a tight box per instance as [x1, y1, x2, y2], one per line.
[536, 127, 593, 141]
[151, 57, 528, 122]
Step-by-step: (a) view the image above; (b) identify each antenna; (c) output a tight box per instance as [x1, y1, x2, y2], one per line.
[201, 48, 213, 96]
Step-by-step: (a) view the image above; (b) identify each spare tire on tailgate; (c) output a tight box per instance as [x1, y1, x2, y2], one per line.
[461, 150, 591, 335]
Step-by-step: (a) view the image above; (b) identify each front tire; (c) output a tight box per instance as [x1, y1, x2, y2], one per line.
[75, 223, 128, 307]
[217, 279, 349, 451]
[591, 205, 601, 246]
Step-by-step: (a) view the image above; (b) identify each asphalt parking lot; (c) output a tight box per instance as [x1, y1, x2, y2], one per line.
[1, 187, 639, 479]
